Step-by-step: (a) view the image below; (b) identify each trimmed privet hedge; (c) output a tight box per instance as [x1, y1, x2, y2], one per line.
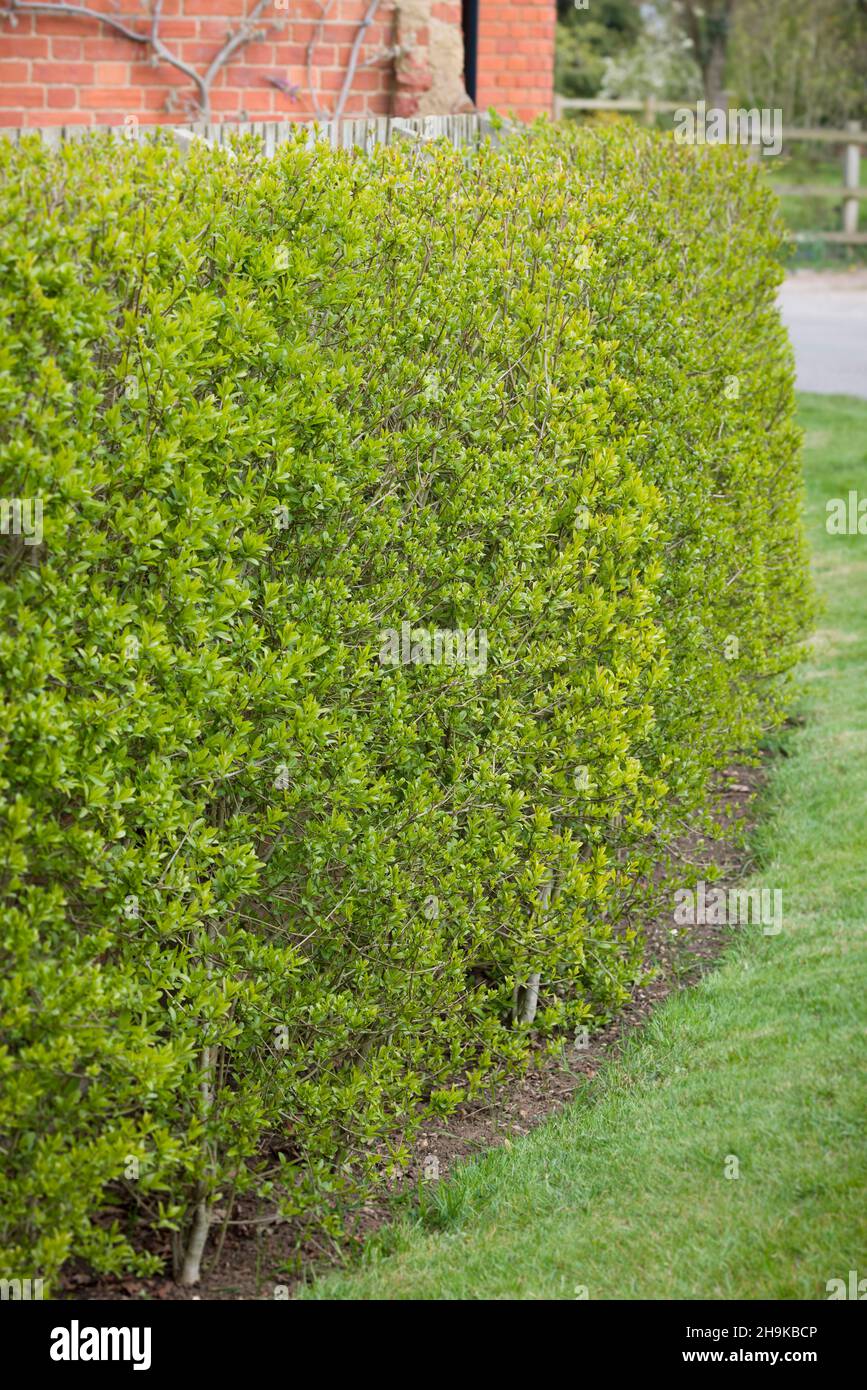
[0, 121, 810, 1288]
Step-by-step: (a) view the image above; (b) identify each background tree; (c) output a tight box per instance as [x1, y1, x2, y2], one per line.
[728, 0, 867, 125]
[555, 0, 642, 99]
[599, 1, 701, 101]
[674, 0, 737, 108]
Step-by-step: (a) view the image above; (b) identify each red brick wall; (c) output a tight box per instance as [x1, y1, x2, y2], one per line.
[0, 0, 554, 128]
[475, 0, 555, 123]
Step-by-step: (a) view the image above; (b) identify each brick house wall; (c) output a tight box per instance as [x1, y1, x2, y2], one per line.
[475, 0, 555, 121]
[0, 0, 554, 128]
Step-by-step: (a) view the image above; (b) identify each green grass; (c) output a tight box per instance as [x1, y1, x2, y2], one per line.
[300, 394, 867, 1300]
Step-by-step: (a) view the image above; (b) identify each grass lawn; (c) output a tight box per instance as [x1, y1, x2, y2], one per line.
[300, 393, 867, 1301]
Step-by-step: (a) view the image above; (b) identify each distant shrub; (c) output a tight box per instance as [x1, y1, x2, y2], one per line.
[0, 120, 810, 1287]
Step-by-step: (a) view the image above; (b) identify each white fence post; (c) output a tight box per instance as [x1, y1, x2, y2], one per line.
[843, 120, 861, 237]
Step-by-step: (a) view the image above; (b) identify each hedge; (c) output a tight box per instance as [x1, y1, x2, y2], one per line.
[0, 120, 811, 1289]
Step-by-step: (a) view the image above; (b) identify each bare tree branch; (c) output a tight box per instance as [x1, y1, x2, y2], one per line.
[1, 0, 286, 120]
[203, 0, 273, 90]
[333, 0, 382, 122]
[306, 0, 337, 120]
[0, 0, 147, 44]
[0, 0, 389, 125]
[148, 0, 208, 113]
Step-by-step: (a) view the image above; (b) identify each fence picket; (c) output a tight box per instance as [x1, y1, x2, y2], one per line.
[7, 114, 492, 162]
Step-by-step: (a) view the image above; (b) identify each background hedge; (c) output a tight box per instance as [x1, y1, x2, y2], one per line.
[0, 120, 811, 1288]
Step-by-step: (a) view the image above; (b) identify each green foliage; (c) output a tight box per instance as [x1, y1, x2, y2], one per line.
[301, 393, 867, 1302]
[0, 120, 811, 1288]
[555, 0, 642, 98]
[729, 0, 867, 127]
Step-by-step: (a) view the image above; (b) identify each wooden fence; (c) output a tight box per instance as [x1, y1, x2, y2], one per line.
[554, 97, 867, 246]
[3, 112, 487, 158]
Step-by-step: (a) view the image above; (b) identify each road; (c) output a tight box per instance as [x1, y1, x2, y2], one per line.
[778, 270, 867, 399]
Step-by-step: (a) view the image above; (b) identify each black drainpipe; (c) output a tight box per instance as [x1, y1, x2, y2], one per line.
[462, 0, 479, 104]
